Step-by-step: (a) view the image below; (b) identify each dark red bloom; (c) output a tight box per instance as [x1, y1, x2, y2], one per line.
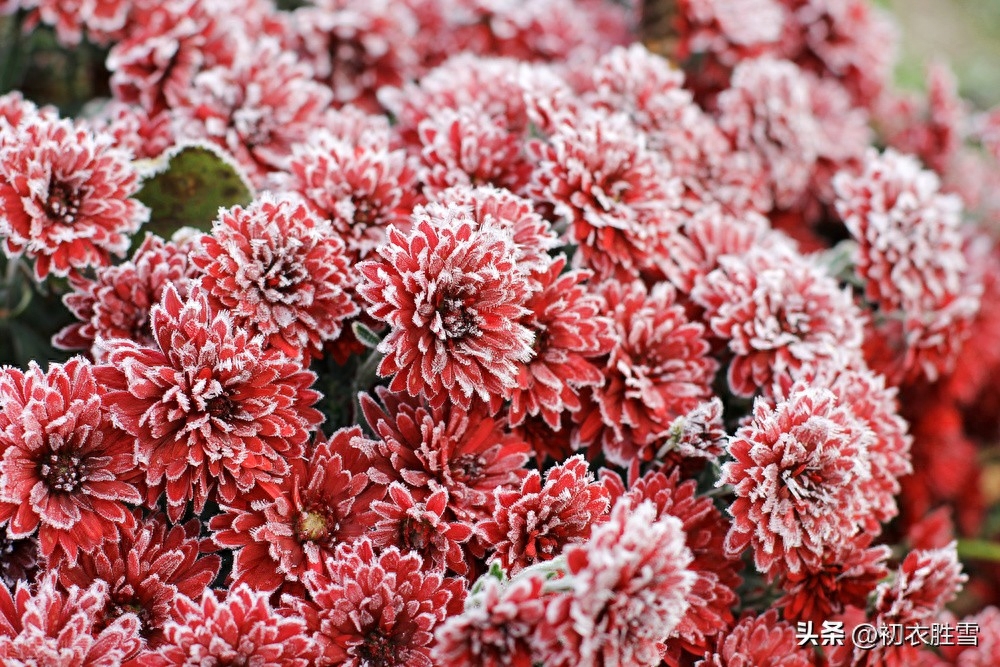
[95, 285, 323, 521]
[0, 117, 148, 280]
[357, 202, 535, 410]
[0, 359, 141, 564]
[476, 455, 610, 573]
[302, 538, 466, 666]
[696, 610, 812, 667]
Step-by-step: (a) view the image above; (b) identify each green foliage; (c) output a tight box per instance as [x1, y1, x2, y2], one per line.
[133, 143, 254, 243]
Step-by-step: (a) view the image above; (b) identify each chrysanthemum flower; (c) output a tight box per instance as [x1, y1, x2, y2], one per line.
[433, 575, 546, 667]
[54, 233, 201, 361]
[280, 128, 418, 263]
[95, 285, 323, 522]
[651, 398, 729, 473]
[172, 38, 332, 185]
[937, 606, 1000, 665]
[691, 241, 863, 397]
[417, 107, 533, 197]
[626, 470, 742, 665]
[720, 385, 877, 576]
[370, 483, 474, 575]
[193, 194, 358, 361]
[211, 426, 383, 594]
[576, 280, 717, 465]
[834, 148, 979, 383]
[528, 108, 685, 282]
[0, 117, 148, 280]
[509, 256, 615, 429]
[303, 538, 465, 666]
[20, 0, 131, 45]
[58, 511, 220, 646]
[106, 0, 236, 115]
[696, 609, 812, 667]
[0, 573, 142, 665]
[0, 358, 141, 564]
[359, 387, 529, 521]
[476, 455, 610, 573]
[536, 501, 695, 667]
[357, 202, 535, 410]
[142, 584, 318, 666]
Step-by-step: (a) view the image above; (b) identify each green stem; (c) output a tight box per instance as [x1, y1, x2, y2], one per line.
[957, 539, 1000, 562]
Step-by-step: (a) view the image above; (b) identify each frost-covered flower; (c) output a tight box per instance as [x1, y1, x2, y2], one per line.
[143, 585, 317, 666]
[95, 286, 323, 522]
[54, 233, 200, 360]
[357, 202, 535, 410]
[691, 241, 863, 397]
[82, 100, 175, 161]
[280, 128, 418, 263]
[720, 386, 877, 576]
[577, 280, 717, 465]
[509, 256, 615, 429]
[528, 108, 685, 281]
[433, 575, 546, 667]
[370, 483, 474, 575]
[627, 471, 743, 665]
[211, 426, 383, 594]
[695, 610, 813, 667]
[359, 387, 529, 522]
[172, 38, 332, 185]
[477, 455, 610, 573]
[58, 512, 220, 646]
[303, 538, 465, 666]
[537, 501, 695, 667]
[0, 117, 148, 280]
[20, 0, 131, 45]
[0, 359, 141, 564]
[193, 195, 358, 361]
[0, 573, 142, 665]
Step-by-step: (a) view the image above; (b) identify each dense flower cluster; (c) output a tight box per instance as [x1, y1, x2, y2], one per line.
[2, 0, 999, 664]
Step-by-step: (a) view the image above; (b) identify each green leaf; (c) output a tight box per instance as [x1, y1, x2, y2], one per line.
[133, 142, 253, 241]
[351, 321, 384, 350]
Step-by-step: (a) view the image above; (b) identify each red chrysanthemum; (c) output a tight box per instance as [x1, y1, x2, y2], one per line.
[695, 610, 813, 667]
[937, 606, 1000, 666]
[0, 358, 141, 564]
[20, 0, 131, 45]
[834, 148, 979, 383]
[720, 385, 877, 577]
[370, 483, 474, 575]
[211, 426, 383, 594]
[172, 38, 332, 186]
[527, 108, 685, 282]
[476, 455, 610, 573]
[292, 0, 420, 112]
[58, 511, 220, 647]
[0, 573, 142, 666]
[106, 0, 236, 115]
[0, 116, 148, 280]
[358, 387, 529, 522]
[576, 280, 717, 465]
[433, 575, 546, 667]
[536, 501, 695, 667]
[54, 233, 201, 360]
[302, 538, 466, 666]
[417, 106, 533, 197]
[509, 256, 615, 429]
[279, 128, 419, 263]
[649, 398, 729, 473]
[142, 585, 318, 666]
[716, 56, 820, 211]
[626, 470, 743, 666]
[691, 241, 863, 397]
[357, 202, 535, 410]
[95, 285, 323, 522]
[192, 194, 358, 361]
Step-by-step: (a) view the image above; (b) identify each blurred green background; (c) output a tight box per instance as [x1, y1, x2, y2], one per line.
[886, 0, 1000, 107]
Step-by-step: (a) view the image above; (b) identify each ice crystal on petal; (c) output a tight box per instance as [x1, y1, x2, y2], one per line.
[0, 117, 148, 280]
[95, 285, 323, 522]
[357, 203, 535, 410]
[0, 359, 141, 564]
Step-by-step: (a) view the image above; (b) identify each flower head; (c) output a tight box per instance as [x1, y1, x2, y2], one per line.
[0, 117, 148, 280]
